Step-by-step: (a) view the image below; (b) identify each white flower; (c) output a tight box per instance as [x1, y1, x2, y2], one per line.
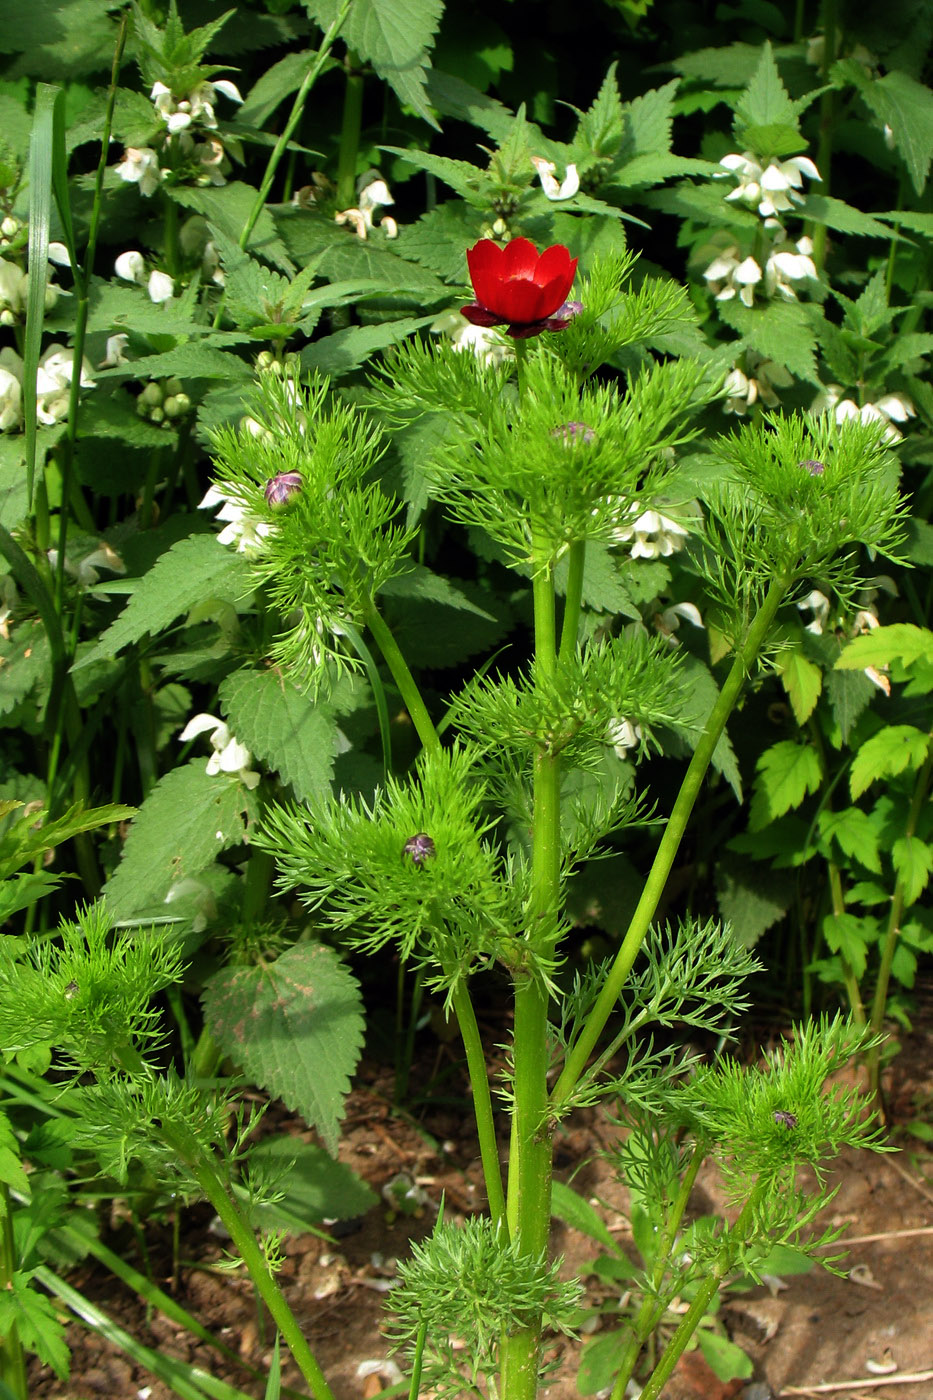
[336, 175, 397, 240]
[810, 384, 915, 443]
[607, 718, 642, 758]
[47, 242, 70, 266]
[359, 177, 393, 214]
[723, 358, 794, 416]
[0, 348, 24, 432]
[115, 250, 147, 284]
[190, 78, 242, 129]
[765, 236, 817, 299]
[115, 147, 162, 197]
[717, 151, 821, 219]
[179, 712, 260, 788]
[797, 589, 831, 635]
[35, 345, 95, 426]
[48, 541, 125, 588]
[164, 876, 217, 934]
[430, 310, 512, 368]
[612, 506, 689, 559]
[199, 483, 272, 555]
[702, 247, 762, 307]
[531, 156, 580, 201]
[0, 573, 16, 639]
[99, 334, 130, 369]
[656, 601, 704, 644]
[193, 136, 229, 187]
[147, 269, 175, 303]
[0, 258, 28, 322]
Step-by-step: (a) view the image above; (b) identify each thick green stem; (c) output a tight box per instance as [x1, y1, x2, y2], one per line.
[0, 1183, 27, 1399]
[240, 1, 351, 251]
[551, 574, 792, 1115]
[451, 981, 507, 1230]
[610, 1141, 705, 1400]
[558, 540, 586, 666]
[336, 50, 364, 210]
[363, 595, 440, 757]
[170, 1129, 335, 1400]
[867, 745, 933, 1105]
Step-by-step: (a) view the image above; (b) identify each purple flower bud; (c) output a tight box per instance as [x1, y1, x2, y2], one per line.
[798, 459, 824, 477]
[773, 1109, 798, 1129]
[264, 471, 303, 506]
[403, 832, 435, 866]
[552, 421, 595, 446]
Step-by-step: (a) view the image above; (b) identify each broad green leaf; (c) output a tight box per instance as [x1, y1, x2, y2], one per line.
[103, 761, 256, 918]
[825, 667, 874, 745]
[0, 620, 50, 718]
[574, 63, 624, 158]
[0, 872, 64, 924]
[425, 68, 516, 143]
[379, 565, 512, 667]
[0, 1112, 30, 1197]
[249, 1136, 377, 1229]
[799, 195, 895, 239]
[0, 800, 135, 880]
[835, 62, 933, 195]
[892, 836, 933, 907]
[748, 741, 821, 830]
[396, 202, 487, 281]
[0, 1274, 68, 1378]
[238, 49, 312, 127]
[2, 0, 118, 80]
[718, 299, 819, 383]
[218, 668, 337, 803]
[300, 315, 436, 375]
[203, 942, 364, 1153]
[100, 344, 253, 383]
[818, 808, 881, 873]
[716, 852, 791, 947]
[579, 1329, 632, 1397]
[849, 726, 930, 800]
[305, 0, 443, 128]
[550, 1180, 618, 1251]
[170, 183, 294, 272]
[697, 1328, 754, 1383]
[835, 625, 933, 675]
[623, 79, 680, 159]
[822, 911, 872, 979]
[555, 540, 639, 618]
[778, 647, 822, 725]
[75, 534, 251, 668]
[669, 41, 763, 87]
[734, 42, 799, 136]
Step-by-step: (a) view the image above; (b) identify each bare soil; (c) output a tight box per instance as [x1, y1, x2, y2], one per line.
[30, 1016, 933, 1400]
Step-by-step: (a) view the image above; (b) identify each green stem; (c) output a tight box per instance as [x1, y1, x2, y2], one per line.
[0, 1183, 27, 1399]
[240, 1, 351, 251]
[866, 745, 933, 1106]
[451, 981, 507, 1230]
[808, 718, 865, 1025]
[558, 540, 586, 665]
[170, 1129, 335, 1400]
[811, 0, 838, 274]
[336, 49, 364, 210]
[610, 1141, 705, 1400]
[362, 594, 440, 757]
[551, 573, 792, 1115]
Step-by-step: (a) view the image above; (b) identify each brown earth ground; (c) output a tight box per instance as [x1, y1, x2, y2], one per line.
[31, 1013, 933, 1400]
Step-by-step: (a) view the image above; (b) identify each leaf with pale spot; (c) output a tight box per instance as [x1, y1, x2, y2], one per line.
[203, 943, 364, 1154]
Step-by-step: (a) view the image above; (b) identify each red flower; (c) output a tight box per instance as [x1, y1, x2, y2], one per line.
[461, 238, 579, 339]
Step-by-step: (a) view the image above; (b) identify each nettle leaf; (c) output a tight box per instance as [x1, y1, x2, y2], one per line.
[218, 668, 337, 803]
[305, 0, 443, 128]
[733, 42, 802, 135]
[822, 912, 873, 980]
[670, 42, 764, 88]
[623, 79, 680, 160]
[818, 808, 882, 874]
[425, 69, 516, 143]
[849, 726, 931, 801]
[717, 299, 819, 383]
[170, 183, 294, 272]
[249, 1136, 376, 1229]
[799, 195, 895, 239]
[836, 61, 933, 195]
[825, 667, 874, 746]
[835, 624, 933, 677]
[715, 851, 791, 948]
[778, 647, 822, 725]
[397, 202, 487, 280]
[380, 567, 512, 668]
[75, 534, 251, 668]
[574, 63, 625, 158]
[101, 343, 252, 383]
[103, 761, 257, 918]
[203, 942, 364, 1153]
[892, 837, 933, 907]
[301, 315, 436, 375]
[748, 741, 821, 831]
[239, 49, 311, 127]
[665, 655, 742, 800]
[0, 1274, 68, 1379]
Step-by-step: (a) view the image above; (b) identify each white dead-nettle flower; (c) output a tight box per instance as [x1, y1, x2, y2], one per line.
[0, 258, 28, 324]
[0, 216, 19, 244]
[0, 347, 24, 433]
[151, 78, 242, 134]
[797, 589, 831, 636]
[607, 718, 642, 759]
[47, 242, 70, 266]
[723, 357, 794, 416]
[36, 345, 95, 426]
[336, 174, 398, 239]
[115, 250, 147, 285]
[193, 136, 229, 187]
[430, 309, 512, 368]
[0, 573, 17, 640]
[531, 155, 580, 201]
[703, 246, 762, 308]
[655, 601, 704, 644]
[115, 147, 163, 197]
[851, 605, 891, 695]
[99, 334, 130, 369]
[810, 384, 916, 443]
[148, 269, 175, 303]
[765, 235, 817, 299]
[48, 540, 125, 589]
[179, 712, 260, 788]
[717, 152, 821, 220]
[199, 483, 273, 556]
[612, 506, 690, 560]
[164, 876, 218, 934]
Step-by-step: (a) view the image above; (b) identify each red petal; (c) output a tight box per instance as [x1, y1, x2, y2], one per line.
[467, 241, 506, 311]
[500, 238, 541, 279]
[460, 301, 504, 327]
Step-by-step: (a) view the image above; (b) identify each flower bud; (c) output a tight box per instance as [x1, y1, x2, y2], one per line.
[402, 833, 435, 866]
[552, 421, 595, 446]
[798, 459, 825, 476]
[264, 471, 303, 506]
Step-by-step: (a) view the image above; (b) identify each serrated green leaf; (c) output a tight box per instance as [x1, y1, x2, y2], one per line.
[103, 761, 256, 918]
[716, 851, 791, 947]
[218, 668, 336, 803]
[203, 942, 364, 1153]
[555, 540, 639, 618]
[799, 195, 895, 239]
[101, 344, 252, 383]
[837, 63, 933, 195]
[778, 647, 822, 725]
[734, 42, 798, 134]
[849, 726, 930, 800]
[579, 1328, 631, 1396]
[396, 202, 487, 280]
[835, 625, 933, 674]
[822, 911, 871, 979]
[818, 808, 882, 874]
[669, 656, 742, 800]
[749, 741, 821, 830]
[574, 64, 624, 158]
[305, 0, 443, 127]
[0, 1112, 29, 1197]
[300, 314, 436, 374]
[250, 1136, 377, 1229]
[75, 534, 251, 668]
[238, 49, 312, 128]
[670, 42, 763, 87]
[718, 299, 819, 383]
[892, 836, 932, 906]
[170, 182, 294, 272]
[825, 667, 874, 745]
[0, 1274, 68, 1378]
